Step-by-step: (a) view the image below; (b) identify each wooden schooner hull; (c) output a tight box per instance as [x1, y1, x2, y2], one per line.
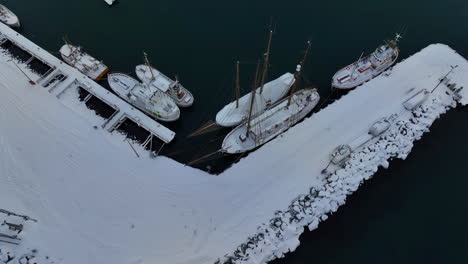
[222, 89, 320, 154]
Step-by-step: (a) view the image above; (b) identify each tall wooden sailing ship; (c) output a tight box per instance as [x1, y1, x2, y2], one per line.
[222, 41, 320, 154]
[215, 30, 295, 127]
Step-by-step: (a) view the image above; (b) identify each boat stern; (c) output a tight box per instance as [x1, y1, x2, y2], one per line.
[331, 67, 356, 90]
[175, 88, 194, 107]
[222, 126, 257, 154]
[10, 18, 20, 28]
[154, 94, 181, 122]
[157, 107, 181, 122]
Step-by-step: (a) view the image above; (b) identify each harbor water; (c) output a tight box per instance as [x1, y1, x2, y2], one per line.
[2, 0, 468, 262]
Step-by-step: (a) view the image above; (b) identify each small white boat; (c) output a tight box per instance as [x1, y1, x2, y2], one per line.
[135, 64, 194, 107]
[60, 43, 109, 81]
[104, 0, 116, 6]
[332, 34, 401, 90]
[108, 73, 180, 122]
[222, 88, 319, 154]
[0, 5, 20, 28]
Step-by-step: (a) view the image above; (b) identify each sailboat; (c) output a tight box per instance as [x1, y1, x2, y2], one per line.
[222, 41, 320, 154]
[331, 34, 401, 89]
[107, 73, 180, 122]
[215, 30, 295, 127]
[135, 53, 194, 107]
[0, 5, 20, 28]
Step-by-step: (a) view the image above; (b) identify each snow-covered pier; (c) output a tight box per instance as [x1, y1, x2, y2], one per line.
[0, 21, 467, 264]
[0, 22, 175, 144]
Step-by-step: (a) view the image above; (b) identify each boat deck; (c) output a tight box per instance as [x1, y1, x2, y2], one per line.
[0, 22, 175, 144]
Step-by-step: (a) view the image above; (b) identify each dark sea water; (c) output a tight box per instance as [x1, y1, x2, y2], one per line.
[3, 0, 468, 262]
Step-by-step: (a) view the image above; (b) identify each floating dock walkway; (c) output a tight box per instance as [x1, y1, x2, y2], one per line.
[0, 22, 175, 144]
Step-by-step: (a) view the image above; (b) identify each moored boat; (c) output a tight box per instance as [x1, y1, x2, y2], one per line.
[0, 5, 20, 28]
[59, 43, 109, 81]
[215, 30, 294, 127]
[222, 41, 319, 154]
[104, 0, 116, 6]
[216, 72, 295, 127]
[108, 73, 180, 122]
[135, 59, 194, 107]
[331, 34, 401, 90]
[222, 88, 319, 154]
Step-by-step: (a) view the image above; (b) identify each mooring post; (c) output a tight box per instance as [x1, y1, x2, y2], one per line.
[8, 59, 36, 85]
[431, 65, 458, 93]
[126, 139, 140, 158]
[156, 143, 165, 156]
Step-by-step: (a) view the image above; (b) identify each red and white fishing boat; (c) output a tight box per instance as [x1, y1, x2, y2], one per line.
[331, 34, 401, 90]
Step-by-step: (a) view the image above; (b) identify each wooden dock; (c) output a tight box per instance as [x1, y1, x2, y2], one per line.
[0, 22, 175, 144]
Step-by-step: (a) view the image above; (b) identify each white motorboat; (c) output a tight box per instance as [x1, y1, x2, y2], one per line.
[108, 73, 180, 122]
[0, 5, 20, 28]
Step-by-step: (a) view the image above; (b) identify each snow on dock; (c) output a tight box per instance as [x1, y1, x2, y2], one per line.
[0, 22, 175, 144]
[1, 20, 468, 264]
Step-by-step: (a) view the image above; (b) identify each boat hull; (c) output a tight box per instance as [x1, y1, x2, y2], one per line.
[222, 88, 320, 154]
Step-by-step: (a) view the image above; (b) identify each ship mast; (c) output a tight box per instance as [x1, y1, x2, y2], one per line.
[245, 60, 261, 138]
[350, 51, 364, 80]
[143, 52, 156, 81]
[62, 37, 73, 50]
[235, 61, 241, 108]
[259, 30, 273, 94]
[288, 41, 312, 106]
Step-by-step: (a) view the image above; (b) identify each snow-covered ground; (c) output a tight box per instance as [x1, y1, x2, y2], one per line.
[0, 23, 467, 264]
[0, 22, 175, 144]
